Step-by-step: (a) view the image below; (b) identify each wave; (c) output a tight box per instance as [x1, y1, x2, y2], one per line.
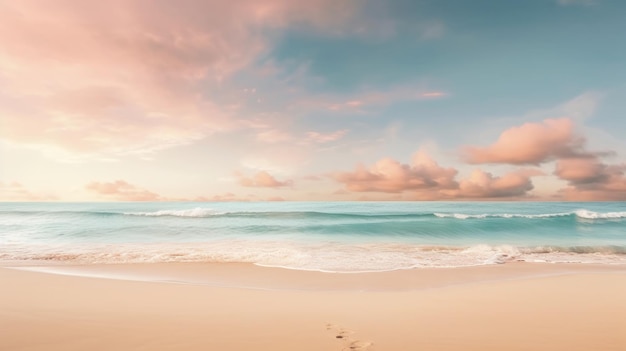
[3, 207, 625, 222]
[2, 242, 625, 272]
[434, 209, 626, 220]
[115, 208, 626, 221]
[122, 209, 433, 220]
[521, 245, 626, 255]
[574, 209, 626, 219]
[0, 208, 224, 218]
[434, 212, 570, 219]
[124, 208, 224, 217]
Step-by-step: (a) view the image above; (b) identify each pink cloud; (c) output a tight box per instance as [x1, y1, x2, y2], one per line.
[208, 192, 237, 201]
[0, 0, 361, 156]
[305, 130, 348, 143]
[331, 151, 543, 199]
[451, 169, 544, 199]
[321, 88, 447, 112]
[0, 182, 57, 201]
[331, 151, 458, 193]
[256, 129, 294, 144]
[236, 171, 293, 188]
[555, 158, 626, 200]
[557, 187, 626, 201]
[255, 128, 348, 145]
[463, 118, 588, 165]
[462, 114, 626, 200]
[555, 158, 611, 184]
[301, 175, 323, 181]
[85, 180, 163, 201]
[420, 91, 446, 98]
[205, 192, 254, 202]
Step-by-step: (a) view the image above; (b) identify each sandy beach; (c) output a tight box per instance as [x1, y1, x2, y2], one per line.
[1, 262, 625, 351]
[3, 0, 626, 349]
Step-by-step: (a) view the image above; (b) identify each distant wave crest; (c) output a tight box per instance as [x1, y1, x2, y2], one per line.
[4, 206, 625, 222]
[122, 209, 431, 220]
[434, 209, 626, 220]
[574, 209, 626, 219]
[124, 208, 223, 218]
[124, 208, 626, 220]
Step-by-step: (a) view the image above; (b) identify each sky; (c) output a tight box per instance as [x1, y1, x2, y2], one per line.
[1, 0, 626, 201]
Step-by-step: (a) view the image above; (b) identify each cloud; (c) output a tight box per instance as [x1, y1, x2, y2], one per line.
[461, 109, 626, 200]
[85, 180, 163, 201]
[557, 186, 626, 201]
[206, 192, 238, 201]
[0, 182, 57, 201]
[463, 118, 592, 165]
[321, 87, 447, 112]
[556, 92, 602, 122]
[236, 171, 293, 188]
[555, 157, 626, 200]
[0, 0, 361, 157]
[555, 158, 611, 184]
[452, 169, 544, 199]
[305, 130, 348, 143]
[301, 175, 323, 181]
[331, 151, 458, 193]
[420, 92, 446, 98]
[84, 182, 288, 202]
[202, 192, 254, 202]
[273, 84, 446, 116]
[331, 151, 543, 199]
[255, 128, 348, 145]
[256, 129, 294, 144]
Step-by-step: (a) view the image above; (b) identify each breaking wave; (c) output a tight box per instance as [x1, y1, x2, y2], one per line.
[433, 210, 626, 220]
[3, 207, 624, 221]
[2, 202, 624, 272]
[1, 242, 624, 272]
[124, 208, 224, 217]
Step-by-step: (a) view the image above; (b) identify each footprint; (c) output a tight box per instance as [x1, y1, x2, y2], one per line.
[325, 323, 372, 351]
[325, 323, 354, 338]
[344, 340, 373, 351]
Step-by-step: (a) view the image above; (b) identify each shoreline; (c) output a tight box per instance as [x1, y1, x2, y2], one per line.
[3, 241, 625, 272]
[2, 262, 625, 350]
[2, 260, 626, 292]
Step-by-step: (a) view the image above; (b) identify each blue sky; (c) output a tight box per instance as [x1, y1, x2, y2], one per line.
[1, 0, 625, 201]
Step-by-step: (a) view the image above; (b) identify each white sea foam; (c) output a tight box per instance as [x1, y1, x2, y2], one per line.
[434, 213, 487, 219]
[124, 208, 223, 218]
[4, 202, 624, 272]
[433, 212, 568, 219]
[434, 210, 625, 220]
[2, 241, 624, 272]
[574, 209, 626, 219]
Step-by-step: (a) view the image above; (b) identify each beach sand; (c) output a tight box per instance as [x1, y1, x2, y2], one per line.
[1, 262, 625, 351]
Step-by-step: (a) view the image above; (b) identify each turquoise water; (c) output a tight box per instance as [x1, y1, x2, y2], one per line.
[1, 202, 625, 272]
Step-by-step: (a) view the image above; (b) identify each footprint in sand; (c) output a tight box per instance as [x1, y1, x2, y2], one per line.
[325, 323, 373, 351]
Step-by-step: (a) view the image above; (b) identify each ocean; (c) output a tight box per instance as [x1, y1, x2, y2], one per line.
[1, 202, 625, 272]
